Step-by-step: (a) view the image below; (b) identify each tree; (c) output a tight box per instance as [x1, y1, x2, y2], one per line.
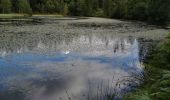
[147, 0, 170, 24]
[0, 0, 12, 13]
[63, 3, 68, 16]
[68, 0, 75, 15]
[0, 0, 169, 24]
[78, 0, 88, 16]
[103, 0, 113, 17]
[44, 0, 55, 13]
[84, 0, 94, 16]
[17, 0, 32, 14]
[125, 0, 148, 20]
[29, 0, 45, 13]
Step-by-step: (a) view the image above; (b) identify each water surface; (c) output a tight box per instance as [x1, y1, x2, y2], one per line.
[0, 32, 145, 100]
[0, 18, 168, 100]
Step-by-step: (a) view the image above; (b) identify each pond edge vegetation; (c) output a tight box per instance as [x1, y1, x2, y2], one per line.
[124, 34, 170, 100]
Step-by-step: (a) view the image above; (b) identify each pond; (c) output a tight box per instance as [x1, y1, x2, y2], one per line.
[0, 17, 169, 100]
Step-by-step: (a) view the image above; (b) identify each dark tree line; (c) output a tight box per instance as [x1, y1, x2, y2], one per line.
[0, 0, 32, 14]
[0, 0, 170, 24]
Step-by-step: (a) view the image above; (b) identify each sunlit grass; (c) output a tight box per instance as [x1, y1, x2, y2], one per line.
[32, 14, 63, 18]
[0, 14, 27, 19]
[0, 14, 63, 19]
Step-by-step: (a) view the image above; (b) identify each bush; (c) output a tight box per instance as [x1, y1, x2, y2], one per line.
[124, 34, 170, 100]
[94, 8, 104, 17]
[150, 37, 170, 69]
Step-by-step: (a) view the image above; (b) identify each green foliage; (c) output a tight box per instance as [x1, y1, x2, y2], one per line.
[17, 0, 32, 15]
[111, 0, 126, 18]
[0, 0, 170, 24]
[110, 0, 170, 24]
[124, 34, 170, 100]
[44, 0, 55, 13]
[124, 90, 151, 100]
[63, 4, 68, 16]
[124, 67, 170, 100]
[0, 0, 12, 13]
[103, 0, 112, 17]
[125, 0, 148, 20]
[147, 0, 170, 24]
[150, 38, 170, 69]
[94, 8, 104, 17]
[68, 0, 97, 16]
[68, 1, 76, 16]
[77, 0, 89, 16]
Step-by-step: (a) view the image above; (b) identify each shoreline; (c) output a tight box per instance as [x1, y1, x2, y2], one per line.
[124, 34, 170, 100]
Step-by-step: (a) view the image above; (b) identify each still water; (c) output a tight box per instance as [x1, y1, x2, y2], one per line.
[0, 31, 144, 100]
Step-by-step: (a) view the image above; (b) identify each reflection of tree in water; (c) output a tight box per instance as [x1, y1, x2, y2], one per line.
[0, 32, 79, 55]
[113, 37, 135, 53]
[0, 32, 152, 100]
[0, 32, 153, 63]
[138, 38, 155, 62]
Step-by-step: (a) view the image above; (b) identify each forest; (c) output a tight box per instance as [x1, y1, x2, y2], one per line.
[0, 0, 170, 24]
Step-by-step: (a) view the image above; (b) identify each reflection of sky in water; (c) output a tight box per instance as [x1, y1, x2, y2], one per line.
[0, 33, 143, 100]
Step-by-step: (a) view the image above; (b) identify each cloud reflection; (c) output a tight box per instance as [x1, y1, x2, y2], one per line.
[0, 33, 144, 100]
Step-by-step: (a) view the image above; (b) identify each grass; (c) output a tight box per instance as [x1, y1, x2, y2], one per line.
[0, 13, 63, 19]
[0, 14, 27, 19]
[32, 14, 63, 18]
[124, 34, 170, 100]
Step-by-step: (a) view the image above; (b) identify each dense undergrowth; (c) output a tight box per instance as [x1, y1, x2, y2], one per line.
[124, 34, 170, 100]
